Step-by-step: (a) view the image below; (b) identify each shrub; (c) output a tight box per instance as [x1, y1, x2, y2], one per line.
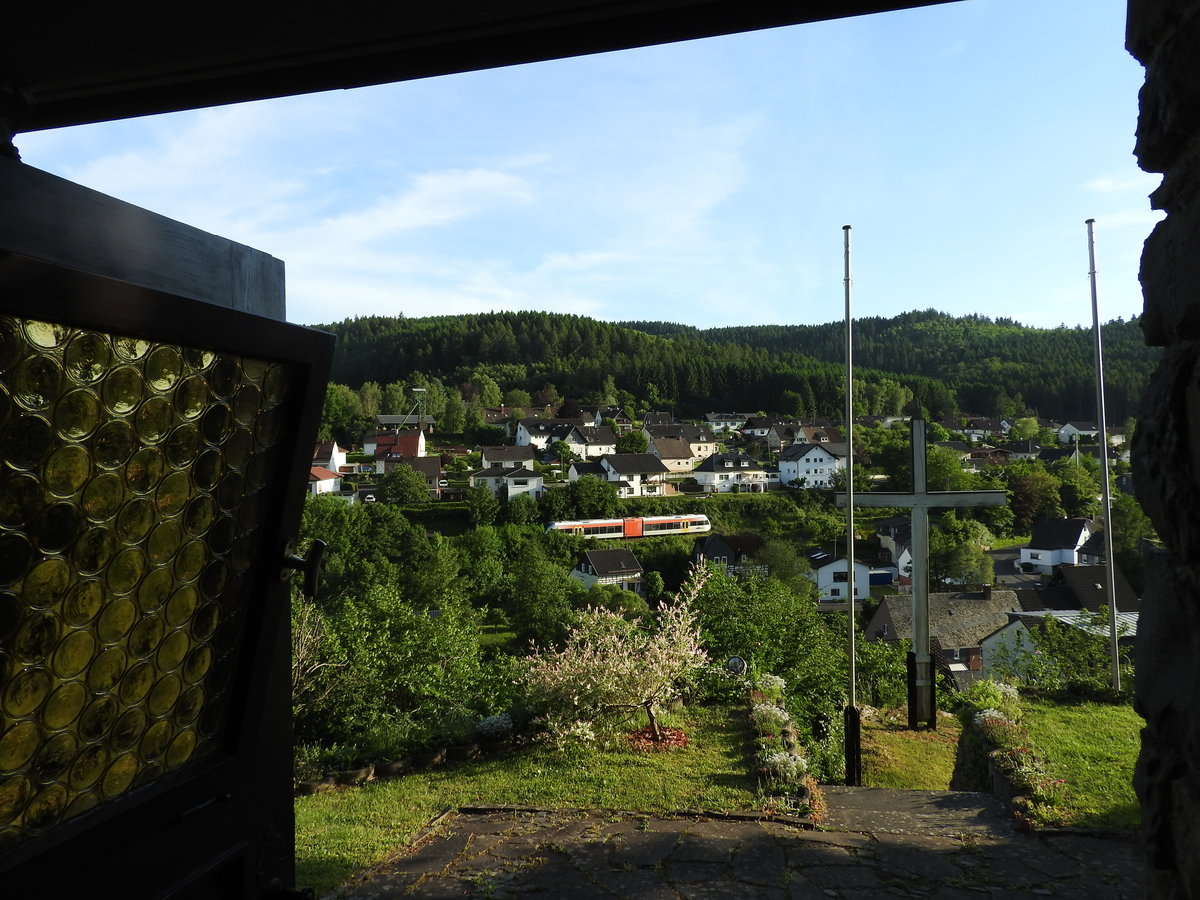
[520, 578, 709, 746]
[749, 703, 791, 735]
[761, 750, 808, 785]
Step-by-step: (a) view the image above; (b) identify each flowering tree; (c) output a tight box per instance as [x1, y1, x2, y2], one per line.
[521, 575, 709, 744]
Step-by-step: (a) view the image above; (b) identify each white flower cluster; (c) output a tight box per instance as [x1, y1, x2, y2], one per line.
[475, 713, 513, 740]
[973, 708, 1009, 726]
[756, 674, 786, 693]
[763, 750, 808, 783]
[749, 703, 791, 733]
[994, 682, 1021, 704]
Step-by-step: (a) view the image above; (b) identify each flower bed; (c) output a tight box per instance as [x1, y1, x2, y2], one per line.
[953, 680, 1067, 828]
[745, 675, 818, 818]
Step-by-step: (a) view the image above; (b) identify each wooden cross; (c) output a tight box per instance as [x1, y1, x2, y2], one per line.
[837, 418, 1007, 725]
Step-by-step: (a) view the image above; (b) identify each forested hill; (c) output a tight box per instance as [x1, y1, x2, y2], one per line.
[317, 309, 1157, 422]
[620, 310, 1158, 422]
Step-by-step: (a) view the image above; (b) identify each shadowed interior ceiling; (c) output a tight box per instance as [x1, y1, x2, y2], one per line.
[7, 1, 956, 133]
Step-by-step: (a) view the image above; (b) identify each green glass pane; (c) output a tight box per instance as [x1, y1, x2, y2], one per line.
[43, 444, 91, 496]
[12, 613, 60, 661]
[0, 314, 295, 847]
[92, 419, 136, 469]
[0, 471, 44, 526]
[53, 388, 101, 441]
[144, 346, 182, 393]
[100, 365, 144, 415]
[80, 472, 124, 522]
[63, 332, 112, 384]
[41, 682, 87, 731]
[2, 667, 52, 718]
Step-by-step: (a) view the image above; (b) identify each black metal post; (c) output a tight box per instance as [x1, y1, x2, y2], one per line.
[844, 705, 862, 786]
[906, 651, 918, 730]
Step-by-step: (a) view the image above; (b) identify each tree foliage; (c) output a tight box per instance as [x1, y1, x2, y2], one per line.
[520, 584, 708, 744]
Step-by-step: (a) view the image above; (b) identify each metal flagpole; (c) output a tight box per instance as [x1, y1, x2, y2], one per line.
[843, 224, 862, 786]
[1086, 219, 1121, 691]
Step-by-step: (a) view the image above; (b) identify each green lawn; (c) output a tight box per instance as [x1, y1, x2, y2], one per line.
[295, 702, 758, 896]
[1021, 696, 1142, 830]
[861, 709, 963, 789]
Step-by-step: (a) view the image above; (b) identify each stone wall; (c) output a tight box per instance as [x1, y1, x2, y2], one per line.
[1128, 1, 1200, 896]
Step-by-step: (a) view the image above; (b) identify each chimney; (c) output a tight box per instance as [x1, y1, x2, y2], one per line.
[983, 585, 993, 600]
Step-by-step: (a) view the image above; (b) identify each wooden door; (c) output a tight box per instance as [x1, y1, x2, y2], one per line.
[0, 250, 332, 896]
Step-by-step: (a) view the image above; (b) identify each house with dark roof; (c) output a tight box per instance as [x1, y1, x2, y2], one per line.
[1057, 421, 1101, 445]
[705, 412, 753, 432]
[691, 534, 767, 579]
[593, 406, 634, 434]
[1020, 518, 1096, 574]
[642, 411, 679, 428]
[376, 413, 436, 431]
[866, 588, 1022, 684]
[567, 460, 607, 480]
[479, 445, 537, 469]
[395, 456, 445, 499]
[693, 451, 768, 493]
[643, 423, 717, 459]
[468, 465, 543, 500]
[804, 550, 871, 605]
[981, 607, 1139, 680]
[570, 549, 644, 593]
[648, 435, 699, 473]
[313, 440, 348, 474]
[740, 416, 776, 438]
[515, 417, 589, 450]
[875, 516, 912, 559]
[597, 453, 672, 497]
[1017, 564, 1141, 614]
[778, 442, 845, 488]
[960, 417, 1010, 443]
[766, 421, 845, 452]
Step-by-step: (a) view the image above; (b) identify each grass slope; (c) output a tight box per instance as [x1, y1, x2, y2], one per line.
[861, 709, 963, 790]
[295, 703, 757, 895]
[1021, 696, 1142, 830]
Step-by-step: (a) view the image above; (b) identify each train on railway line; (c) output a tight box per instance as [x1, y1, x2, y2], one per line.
[545, 514, 712, 539]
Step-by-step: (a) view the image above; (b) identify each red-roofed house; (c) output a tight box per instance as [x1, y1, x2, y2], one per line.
[309, 466, 341, 496]
[313, 440, 348, 474]
[369, 431, 426, 473]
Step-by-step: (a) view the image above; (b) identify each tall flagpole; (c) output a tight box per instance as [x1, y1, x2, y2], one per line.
[1086, 219, 1121, 691]
[843, 224, 862, 786]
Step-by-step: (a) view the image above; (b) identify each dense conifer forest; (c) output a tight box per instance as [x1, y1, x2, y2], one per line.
[317, 309, 1157, 423]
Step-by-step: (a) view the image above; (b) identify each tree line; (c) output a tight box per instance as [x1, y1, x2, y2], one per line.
[315, 309, 1158, 429]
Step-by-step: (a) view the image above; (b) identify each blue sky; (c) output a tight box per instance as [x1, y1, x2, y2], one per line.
[17, 0, 1158, 332]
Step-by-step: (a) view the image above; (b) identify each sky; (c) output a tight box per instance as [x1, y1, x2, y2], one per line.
[16, 0, 1160, 332]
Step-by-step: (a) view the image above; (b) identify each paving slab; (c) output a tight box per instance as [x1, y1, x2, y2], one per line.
[330, 790, 1146, 900]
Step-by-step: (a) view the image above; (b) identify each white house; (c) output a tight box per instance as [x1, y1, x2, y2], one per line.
[468, 466, 544, 500]
[515, 417, 588, 450]
[643, 424, 717, 459]
[1020, 518, 1096, 574]
[313, 440, 348, 475]
[804, 551, 871, 604]
[1057, 421, 1101, 445]
[649, 436, 699, 473]
[778, 442, 845, 488]
[308, 466, 341, 495]
[981, 610, 1139, 678]
[599, 454, 672, 497]
[693, 451, 768, 493]
[480, 445, 537, 469]
[705, 412, 751, 433]
[570, 549, 644, 593]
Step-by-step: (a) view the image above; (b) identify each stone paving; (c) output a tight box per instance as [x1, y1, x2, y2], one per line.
[332, 787, 1145, 899]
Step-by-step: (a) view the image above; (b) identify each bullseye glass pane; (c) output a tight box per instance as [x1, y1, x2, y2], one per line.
[0, 315, 292, 846]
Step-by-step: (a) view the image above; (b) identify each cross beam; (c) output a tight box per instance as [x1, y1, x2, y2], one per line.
[837, 418, 1006, 724]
